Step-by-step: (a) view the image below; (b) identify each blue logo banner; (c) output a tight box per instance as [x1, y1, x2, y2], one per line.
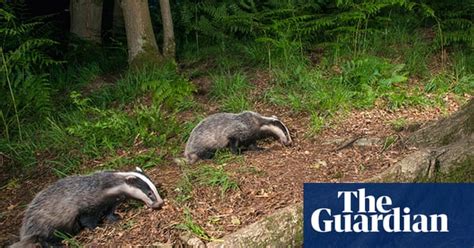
[303, 183, 474, 248]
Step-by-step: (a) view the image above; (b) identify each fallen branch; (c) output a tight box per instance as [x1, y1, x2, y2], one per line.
[333, 135, 363, 152]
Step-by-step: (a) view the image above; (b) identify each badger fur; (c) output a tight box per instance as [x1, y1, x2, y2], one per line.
[184, 111, 292, 164]
[10, 167, 163, 247]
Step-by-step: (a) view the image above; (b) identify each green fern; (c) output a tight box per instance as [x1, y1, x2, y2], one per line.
[0, 6, 59, 139]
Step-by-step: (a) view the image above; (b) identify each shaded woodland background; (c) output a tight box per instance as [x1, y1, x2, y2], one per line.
[0, 0, 473, 245]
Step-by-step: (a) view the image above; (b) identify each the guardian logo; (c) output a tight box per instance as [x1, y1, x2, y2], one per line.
[311, 188, 449, 233]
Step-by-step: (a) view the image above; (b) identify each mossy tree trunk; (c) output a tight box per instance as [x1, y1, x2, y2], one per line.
[70, 0, 103, 43]
[120, 0, 163, 67]
[159, 0, 175, 59]
[372, 98, 474, 182]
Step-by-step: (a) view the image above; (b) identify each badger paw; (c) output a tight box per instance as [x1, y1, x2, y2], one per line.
[105, 212, 121, 223]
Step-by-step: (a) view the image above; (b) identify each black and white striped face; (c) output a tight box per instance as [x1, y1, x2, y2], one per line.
[260, 116, 292, 145]
[115, 168, 164, 210]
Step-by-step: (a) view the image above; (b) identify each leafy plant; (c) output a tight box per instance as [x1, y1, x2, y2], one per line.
[389, 117, 408, 132]
[1, 7, 60, 139]
[428, 1, 473, 50]
[140, 63, 197, 110]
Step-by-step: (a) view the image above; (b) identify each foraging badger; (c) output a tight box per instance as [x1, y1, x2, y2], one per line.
[183, 111, 292, 164]
[10, 167, 163, 247]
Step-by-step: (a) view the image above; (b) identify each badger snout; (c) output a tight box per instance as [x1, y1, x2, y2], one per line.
[150, 199, 164, 210]
[281, 138, 292, 146]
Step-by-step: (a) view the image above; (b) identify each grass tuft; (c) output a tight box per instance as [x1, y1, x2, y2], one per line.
[210, 72, 253, 112]
[176, 208, 221, 242]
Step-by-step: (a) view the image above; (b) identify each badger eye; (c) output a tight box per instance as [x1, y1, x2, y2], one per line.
[147, 191, 153, 198]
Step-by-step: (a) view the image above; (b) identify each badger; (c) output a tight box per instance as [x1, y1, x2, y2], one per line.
[183, 111, 292, 164]
[10, 167, 164, 247]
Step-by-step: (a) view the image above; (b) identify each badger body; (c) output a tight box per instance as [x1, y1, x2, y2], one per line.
[184, 111, 292, 164]
[11, 168, 163, 247]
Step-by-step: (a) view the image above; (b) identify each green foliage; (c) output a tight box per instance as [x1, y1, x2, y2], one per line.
[310, 113, 325, 134]
[175, 0, 428, 57]
[266, 54, 421, 116]
[389, 117, 408, 132]
[2, 0, 473, 182]
[93, 62, 196, 110]
[428, 1, 474, 49]
[382, 135, 398, 151]
[417, 156, 474, 183]
[176, 208, 220, 241]
[0, 7, 60, 139]
[139, 63, 197, 110]
[53, 230, 83, 248]
[63, 91, 185, 163]
[195, 165, 239, 194]
[213, 150, 244, 165]
[176, 164, 238, 202]
[210, 72, 253, 112]
[1, 64, 194, 174]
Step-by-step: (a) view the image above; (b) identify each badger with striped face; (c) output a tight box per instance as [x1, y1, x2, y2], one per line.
[11, 167, 163, 247]
[183, 111, 292, 164]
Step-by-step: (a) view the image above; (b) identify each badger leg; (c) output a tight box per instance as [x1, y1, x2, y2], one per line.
[104, 205, 121, 223]
[197, 150, 216, 160]
[239, 139, 264, 152]
[229, 138, 242, 154]
[79, 214, 100, 229]
[247, 142, 265, 151]
[42, 238, 64, 248]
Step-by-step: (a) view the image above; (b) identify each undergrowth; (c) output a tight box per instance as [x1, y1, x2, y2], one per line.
[210, 72, 253, 112]
[176, 208, 221, 242]
[2, 0, 473, 179]
[175, 163, 239, 203]
[1, 62, 195, 176]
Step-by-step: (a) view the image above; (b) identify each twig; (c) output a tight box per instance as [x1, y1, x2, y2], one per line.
[333, 135, 363, 152]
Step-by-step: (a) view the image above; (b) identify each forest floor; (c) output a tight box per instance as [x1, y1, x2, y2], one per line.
[0, 70, 468, 246]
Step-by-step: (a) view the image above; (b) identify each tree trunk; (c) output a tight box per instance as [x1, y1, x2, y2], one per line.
[112, 0, 125, 37]
[70, 0, 103, 43]
[370, 98, 474, 182]
[159, 0, 176, 59]
[120, 0, 163, 66]
[206, 204, 303, 248]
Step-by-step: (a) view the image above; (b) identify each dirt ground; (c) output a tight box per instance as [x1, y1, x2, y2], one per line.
[0, 72, 467, 246]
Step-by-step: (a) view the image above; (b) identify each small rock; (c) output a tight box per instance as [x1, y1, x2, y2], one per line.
[304, 151, 310, 155]
[180, 233, 206, 248]
[322, 138, 346, 145]
[152, 242, 173, 248]
[354, 137, 381, 147]
[187, 238, 206, 248]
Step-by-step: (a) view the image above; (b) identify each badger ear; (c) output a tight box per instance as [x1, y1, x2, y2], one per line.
[125, 175, 137, 184]
[135, 167, 143, 173]
[271, 115, 278, 119]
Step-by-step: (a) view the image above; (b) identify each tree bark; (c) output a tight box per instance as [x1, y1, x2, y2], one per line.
[159, 0, 176, 59]
[207, 204, 303, 248]
[120, 0, 163, 66]
[70, 0, 103, 43]
[370, 98, 474, 182]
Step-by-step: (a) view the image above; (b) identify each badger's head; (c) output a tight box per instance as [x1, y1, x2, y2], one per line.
[260, 116, 292, 146]
[114, 167, 164, 210]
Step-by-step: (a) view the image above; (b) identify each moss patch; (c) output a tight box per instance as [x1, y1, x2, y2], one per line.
[130, 39, 164, 69]
[417, 155, 474, 182]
